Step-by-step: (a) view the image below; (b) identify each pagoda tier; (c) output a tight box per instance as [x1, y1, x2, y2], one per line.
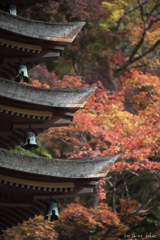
[0, 78, 96, 149]
[0, 148, 119, 231]
[0, 10, 85, 80]
[0, 1, 117, 233]
[0, 0, 49, 13]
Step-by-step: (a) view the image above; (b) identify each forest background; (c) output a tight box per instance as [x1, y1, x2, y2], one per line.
[1, 0, 160, 239]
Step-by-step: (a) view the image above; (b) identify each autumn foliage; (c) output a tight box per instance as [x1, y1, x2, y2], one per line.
[0, 215, 58, 240]
[5, 60, 159, 239]
[2, 0, 160, 239]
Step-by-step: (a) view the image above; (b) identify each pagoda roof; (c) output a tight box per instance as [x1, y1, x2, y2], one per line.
[0, 11, 85, 42]
[0, 148, 118, 231]
[0, 148, 118, 179]
[0, 78, 96, 108]
[0, 78, 96, 149]
[0, 10, 85, 80]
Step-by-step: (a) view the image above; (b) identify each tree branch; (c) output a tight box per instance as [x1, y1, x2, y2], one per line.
[145, 49, 160, 65]
[138, 0, 146, 26]
[148, 65, 160, 68]
[83, 193, 97, 207]
[147, 16, 160, 30]
[147, 88, 159, 111]
[114, 2, 160, 76]
[112, 175, 117, 212]
[122, 185, 160, 221]
[128, 170, 139, 176]
[118, 172, 153, 193]
[100, 226, 116, 240]
[129, 32, 146, 61]
[120, 172, 130, 217]
[58, 137, 71, 145]
[117, 0, 149, 30]
[81, 133, 88, 144]
[106, 178, 113, 188]
[113, 39, 160, 76]
[71, 213, 82, 218]
[146, 2, 160, 22]
[136, 201, 160, 215]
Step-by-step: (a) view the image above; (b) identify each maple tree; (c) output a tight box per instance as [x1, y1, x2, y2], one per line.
[3, 65, 160, 239]
[2, 0, 160, 239]
[21, 0, 160, 89]
[0, 215, 58, 240]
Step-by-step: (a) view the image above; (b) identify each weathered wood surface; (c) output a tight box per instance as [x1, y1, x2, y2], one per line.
[0, 11, 85, 42]
[0, 78, 96, 108]
[0, 79, 96, 149]
[0, 148, 118, 231]
[0, 10, 84, 80]
[0, 148, 119, 178]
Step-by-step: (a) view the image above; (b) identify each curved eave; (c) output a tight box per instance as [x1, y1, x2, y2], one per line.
[0, 11, 85, 43]
[0, 78, 97, 108]
[0, 149, 119, 179]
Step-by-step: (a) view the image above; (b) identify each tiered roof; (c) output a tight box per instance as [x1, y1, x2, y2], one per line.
[0, 0, 118, 231]
[0, 10, 84, 79]
[0, 149, 118, 230]
[0, 78, 96, 149]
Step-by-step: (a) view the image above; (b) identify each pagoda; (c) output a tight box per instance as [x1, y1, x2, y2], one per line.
[0, 0, 119, 231]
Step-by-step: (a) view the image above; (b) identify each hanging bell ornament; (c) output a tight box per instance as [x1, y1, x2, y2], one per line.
[22, 132, 38, 150]
[15, 65, 29, 83]
[44, 202, 59, 221]
[6, 4, 17, 15]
